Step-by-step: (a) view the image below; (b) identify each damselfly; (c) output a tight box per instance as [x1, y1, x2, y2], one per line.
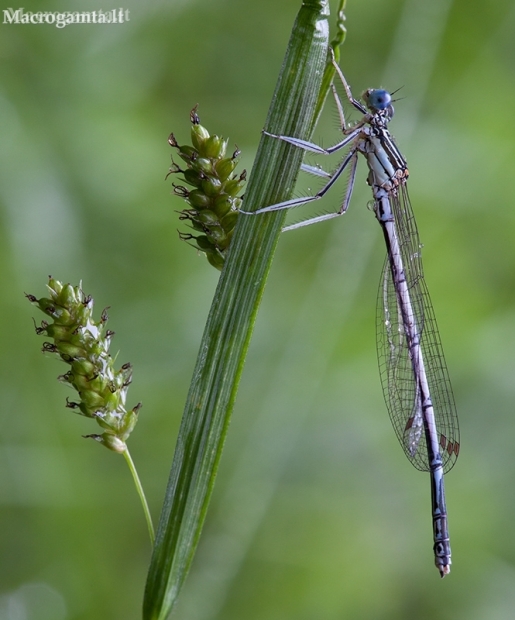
[243, 60, 460, 577]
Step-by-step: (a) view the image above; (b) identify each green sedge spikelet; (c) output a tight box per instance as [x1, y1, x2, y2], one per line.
[167, 105, 246, 270]
[26, 277, 141, 453]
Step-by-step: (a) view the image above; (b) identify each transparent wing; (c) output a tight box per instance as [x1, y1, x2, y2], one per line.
[376, 186, 460, 473]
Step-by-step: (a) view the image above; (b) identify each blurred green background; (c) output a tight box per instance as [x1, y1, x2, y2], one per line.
[1, 0, 514, 618]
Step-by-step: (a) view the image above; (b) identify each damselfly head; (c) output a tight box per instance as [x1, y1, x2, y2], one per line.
[363, 89, 394, 118]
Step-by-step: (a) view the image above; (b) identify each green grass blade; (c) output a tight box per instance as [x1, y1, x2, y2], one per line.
[143, 2, 330, 618]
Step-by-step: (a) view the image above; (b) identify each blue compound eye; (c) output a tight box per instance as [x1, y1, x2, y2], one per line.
[364, 89, 392, 112]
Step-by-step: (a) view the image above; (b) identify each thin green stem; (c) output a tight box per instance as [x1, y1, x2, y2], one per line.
[123, 448, 155, 546]
[313, 0, 347, 126]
